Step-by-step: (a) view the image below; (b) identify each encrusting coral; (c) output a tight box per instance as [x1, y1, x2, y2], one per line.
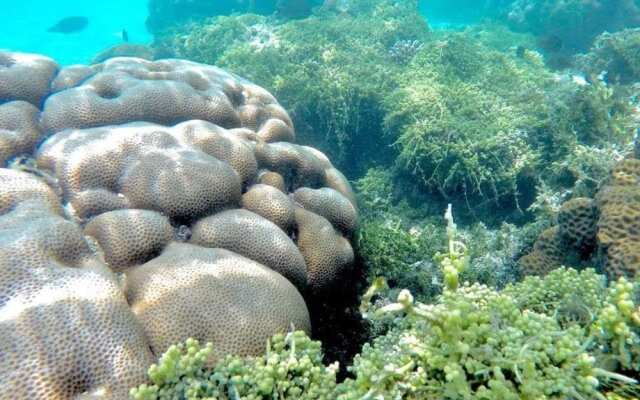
[0, 50, 357, 399]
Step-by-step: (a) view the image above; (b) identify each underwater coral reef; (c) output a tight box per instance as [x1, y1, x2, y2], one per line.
[0, 51, 357, 398]
[2, 0, 640, 398]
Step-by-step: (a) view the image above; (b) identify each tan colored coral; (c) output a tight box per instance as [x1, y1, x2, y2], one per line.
[0, 170, 153, 399]
[177, 120, 258, 185]
[84, 209, 174, 272]
[294, 207, 354, 293]
[255, 142, 327, 188]
[191, 209, 307, 289]
[324, 167, 357, 207]
[0, 168, 61, 215]
[36, 122, 243, 220]
[120, 149, 240, 221]
[256, 170, 286, 192]
[608, 158, 640, 186]
[517, 227, 565, 277]
[557, 197, 598, 251]
[257, 118, 295, 142]
[125, 243, 310, 361]
[0, 267, 153, 399]
[40, 58, 293, 135]
[597, 202, 640, 247]
[294, 187, 358, 235]
[532, 226, 565, 258]
[0, 101, 44, 166]
[69, 189, 132, 220]
[0, 51, 58, 107]
[242, 184, 296, 232]
[0, 53, 359, 396]
[517, 250, 563, 277]
[596, 185, 640, 210]
[604, 237, 640, 279]
[50, 65, 97, 93]
[238, 104, 269, 131]
[594, 157, 640, 278]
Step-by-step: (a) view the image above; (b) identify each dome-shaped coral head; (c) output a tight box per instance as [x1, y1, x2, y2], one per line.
[0, 50, 358, 398]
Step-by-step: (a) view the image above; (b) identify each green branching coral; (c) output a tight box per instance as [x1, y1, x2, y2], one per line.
[131, 332, 338, 400]
[356, 193, 533, 302]
[354, 167, 396, 215]
[345, 209, 613, 400]
[383, 28, 637, 214]
[354, 209, 640, 398]
[504, 267, 606, 327]
[341, 283, 605, 399]
[131, 209, 640, 400]
[545, 144, 628, 200]
[130, 338, 215, 399]
[503, 266, 640, 377]
[557, 81, 637, 146]
[592, 278, 640, 373]
[157, 14, 269, 63]
[503, 0, 640, 56]
[155, 4, 638, 217]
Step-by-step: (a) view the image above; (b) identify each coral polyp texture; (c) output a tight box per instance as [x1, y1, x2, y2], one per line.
[596, 158, 640, 279]
[0, 51, 357, 399]
[0, 169, 154, 399]
[124, 243, 311, 361]
[519, 156, 640, 279]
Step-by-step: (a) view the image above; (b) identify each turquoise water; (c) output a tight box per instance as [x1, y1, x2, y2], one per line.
[0, 0, 456, 66]
[0, 0, 150, 65]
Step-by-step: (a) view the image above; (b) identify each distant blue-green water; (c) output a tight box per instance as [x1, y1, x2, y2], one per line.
[0, 0, 151, 65]
[1, 1, 462, 66]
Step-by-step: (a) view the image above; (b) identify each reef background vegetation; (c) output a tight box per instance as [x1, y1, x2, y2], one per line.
[136, 0, 640, 397]
[132, 214, 640, 399]
[143, 0, 640, 376]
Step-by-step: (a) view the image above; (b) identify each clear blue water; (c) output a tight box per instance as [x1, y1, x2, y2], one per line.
[0, 0, 151, 65]
[0, 0, 458, 66]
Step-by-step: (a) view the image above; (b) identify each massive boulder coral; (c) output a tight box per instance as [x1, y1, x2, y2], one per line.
[84, 209, 174, 272]
[516, 226, 565, 277]
[125, 243, 311, 360]
[0, 169, 154, 399]
[0, 52, 58, 106]
[0, 101, 44, 166]
[37, 122, 245, 220]
[0, 51, 357, 399]
[190, 209, 308, 290]
[0, 52, 58, 166]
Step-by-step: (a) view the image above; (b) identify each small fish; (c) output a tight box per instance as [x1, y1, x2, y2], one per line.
[515, 45, 526, 59]
[571, 74, 589, 86]
[47, 16, 89, 34]
[121, 29, 129, 43]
